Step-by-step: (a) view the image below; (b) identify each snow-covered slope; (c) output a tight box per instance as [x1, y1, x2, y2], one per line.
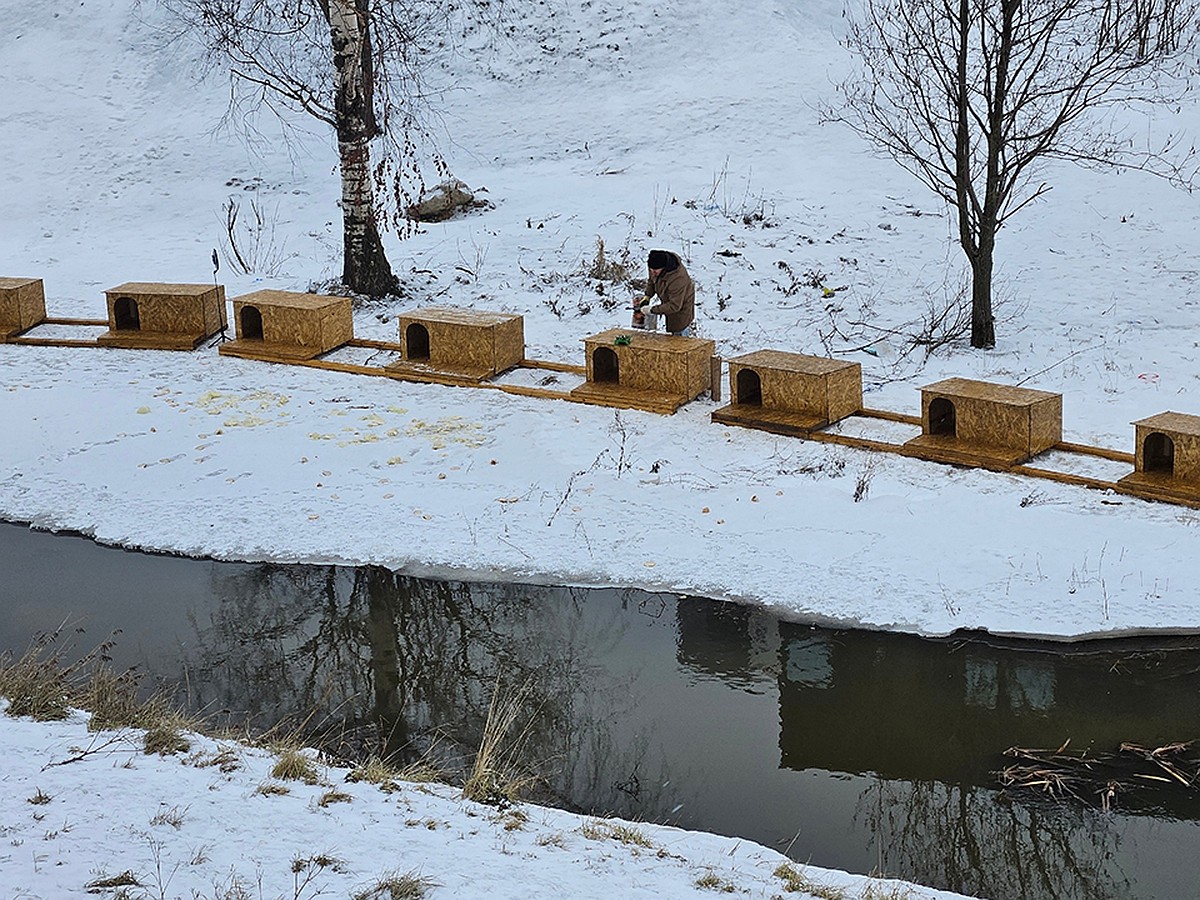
[5, 0, 1200, 641]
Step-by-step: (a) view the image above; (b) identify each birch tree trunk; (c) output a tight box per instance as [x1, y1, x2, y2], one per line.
[326, 0, 399, 297]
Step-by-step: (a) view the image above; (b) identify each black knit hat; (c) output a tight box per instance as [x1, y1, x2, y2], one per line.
[647, 249, 674, 270]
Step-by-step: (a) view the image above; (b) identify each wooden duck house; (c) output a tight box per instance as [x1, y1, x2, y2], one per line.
[1117, 412, 1200, 503]
[96, 282, 226, 350]
[0, 277, 47, 340]
[905, 377, 1062, 467]
[569, 328, 716, 414]
[711, 350, 862, 433]
[219, 289, 353, 362]
[386, 306, 524, 381]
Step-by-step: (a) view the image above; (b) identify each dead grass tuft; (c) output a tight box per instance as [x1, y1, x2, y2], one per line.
[773, 862, 846, 898]
[272, 747, 320, 784]
[585, 237, 633, 284]
[859, 881, 915, 900]
[580, 819, 656, 849]
[194, 746, 242, 773]
[352, 870, 437, 900]
[318, 789, 354, 807]
[26, 788, 52, 805]
[84, 668, 152, 732]
[695, 870, 738, 892]
[84, 870, 141, 890]
[149, 804, 188, 829]
[462, 676, 541, 805]
[0, 631, 76, 721]
[143, 714, 193, 756]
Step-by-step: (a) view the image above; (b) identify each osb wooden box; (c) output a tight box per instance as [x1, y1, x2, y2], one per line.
[219, 289, 353, 362]
[1118, 411, 1200, 502]
[569, 328, 715, 414]
[712, 350, 862, 432]
[0, 277, 47, 339]
[389, 306, 524, 380]
[905, 377, 1062, 466]
[97, 282, 227, 350]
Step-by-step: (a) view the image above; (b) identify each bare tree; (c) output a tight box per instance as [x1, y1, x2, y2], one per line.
[829, 0, 1198, 348]
[167, 0, 452, 297]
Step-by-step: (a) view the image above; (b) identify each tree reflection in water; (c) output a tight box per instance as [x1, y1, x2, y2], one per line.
[176, 564, 679, 819]
[855, 778, 1130, 900]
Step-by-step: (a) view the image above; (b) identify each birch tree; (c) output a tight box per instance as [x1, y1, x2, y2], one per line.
[830, 0, 1198, 348]
[168, 0, 449, 297]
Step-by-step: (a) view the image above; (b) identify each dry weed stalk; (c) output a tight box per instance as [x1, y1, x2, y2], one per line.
[462, 675, 541, 804]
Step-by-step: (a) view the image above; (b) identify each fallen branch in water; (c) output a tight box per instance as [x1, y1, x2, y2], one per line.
[997, 739, 1200, 811]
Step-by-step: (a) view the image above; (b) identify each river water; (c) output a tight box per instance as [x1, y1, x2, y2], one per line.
[2, 521, 1199, 899]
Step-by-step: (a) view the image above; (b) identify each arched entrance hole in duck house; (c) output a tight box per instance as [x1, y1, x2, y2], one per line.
[406, 323, 431, 360]
[240, 305, 263, 340]
[114, 297, 140, 331]
[593, 346, 619, 383]
[736, 368, 763, 406]
[929, 397, 956, 437]
[1144, 432, 1175, 474]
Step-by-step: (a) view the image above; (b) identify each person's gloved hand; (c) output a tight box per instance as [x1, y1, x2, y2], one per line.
[636, 296, 652, 310]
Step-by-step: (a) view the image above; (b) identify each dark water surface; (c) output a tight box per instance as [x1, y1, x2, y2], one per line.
[3, 521, 1200, 899]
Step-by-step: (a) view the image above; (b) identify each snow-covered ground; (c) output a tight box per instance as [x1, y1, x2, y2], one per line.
[1, 700, 972, 899]
[5, 0, 1200, 642]
[5, 0, 1200, 895]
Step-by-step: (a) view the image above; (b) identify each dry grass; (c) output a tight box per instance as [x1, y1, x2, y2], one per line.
[84, 871, 141, 891]
[0, 631, 78, 721]
[461, 676, 541, 805]
[84, 667, 153, 731]
[352, 870, 437, 900]
[347, 755, 401, 789]
[861, 883, 915, 900]
[26, 788, 52, 805]
[149, 804, 188, 829]
[773, 862, 847, 899]
[0, 628, 203, 759]
[581, 819, 656, 849]
[695, 870, 738, 892]
[346, 753, 442, 793]
[194, 746, 242, 773]
[318, 789, 354, 807]
[255, 782, 291, 797]
[585, 237, 633, 284]
[143, 714, 193, 756]
[394, 757, 444, 785]
[271, 747, 320, 784]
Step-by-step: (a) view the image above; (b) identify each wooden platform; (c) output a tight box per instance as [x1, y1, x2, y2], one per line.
[384, 358, 497, 383]
[95, 329, 213, 350]
[711, 403, 829, 435]
[1117, 470, 1200, 505]
[903, 433, 1033, 469]
[218, 339, 326, 362]
[570, 381, 694, 415]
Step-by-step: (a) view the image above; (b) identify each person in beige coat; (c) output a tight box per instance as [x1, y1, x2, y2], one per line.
[637, 249, 695, 336]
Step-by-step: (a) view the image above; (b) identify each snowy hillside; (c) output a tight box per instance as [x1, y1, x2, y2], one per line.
[6, 0, 1200, 638]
